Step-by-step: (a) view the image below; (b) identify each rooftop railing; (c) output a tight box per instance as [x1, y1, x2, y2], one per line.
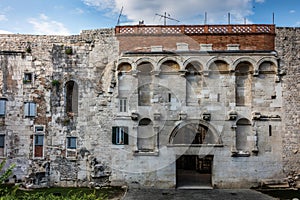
[116, 24, 275, 35]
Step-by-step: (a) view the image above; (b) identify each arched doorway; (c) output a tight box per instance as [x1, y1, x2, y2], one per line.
[170, 122, 219, 188]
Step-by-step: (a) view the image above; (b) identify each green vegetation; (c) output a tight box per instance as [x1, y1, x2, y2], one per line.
[0, 156, 124, 200]
[65, 48, 73, 55]
[51, 80, 60, 87]
[0, 159, 15, 184]
[0, 185, 124, 200]
[25, 47, 32, 54]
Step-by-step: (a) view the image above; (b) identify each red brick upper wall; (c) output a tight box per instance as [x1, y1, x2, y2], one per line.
[115, 24, 275, 53]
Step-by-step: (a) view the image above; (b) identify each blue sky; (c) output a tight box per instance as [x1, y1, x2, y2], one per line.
[0, 0, 299, 35]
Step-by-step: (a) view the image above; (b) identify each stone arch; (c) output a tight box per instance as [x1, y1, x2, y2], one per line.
[160, 60, 180, 72]
[65, 80, 79, 116]
[136, 58, 156, 71]
[169, 120, 221, 145]
[185, 60, 203, 73]
[117, 58, 135, 70]
[257, 57, 278, 72]
[117, 62, 132, 72]
[233, 57, 256, 72]
[183, 58, 204, 72]
[158, 56, 183, 71]
[235, 118, 252, 152]
[206, 57, 231, 71]
[137, 61, 154, 74]
[258, 60, 277, 74]
[137, 118, 155, 151]
[208, 60, 229, 72]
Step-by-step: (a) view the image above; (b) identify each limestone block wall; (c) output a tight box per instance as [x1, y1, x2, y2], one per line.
[275, 27, 300, 176]
[111, 51, 284, 188]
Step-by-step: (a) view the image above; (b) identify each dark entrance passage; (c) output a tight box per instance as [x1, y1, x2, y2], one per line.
[176, 155, 213, 189]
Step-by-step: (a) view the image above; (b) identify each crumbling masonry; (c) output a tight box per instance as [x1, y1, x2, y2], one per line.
[0, 24, 299, 189]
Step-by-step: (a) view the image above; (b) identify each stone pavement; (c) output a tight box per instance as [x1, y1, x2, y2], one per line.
[122, 189, 276, 200]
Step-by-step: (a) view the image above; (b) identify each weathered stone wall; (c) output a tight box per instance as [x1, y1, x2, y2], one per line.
[0, 25, 298, 189]
[0, 29, 119, 187]
[275, 27, 300, 177]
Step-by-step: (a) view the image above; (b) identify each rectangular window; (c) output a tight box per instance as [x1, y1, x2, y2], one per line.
[24, 102, 36, 117]
[269, 125, 272, 136]
[119, 98, 127, 112]
[0, 135, 4, 156]
[0, 99, 6, 117]
[67, 137, 77, 149]
[66, 137, 77, 158]
[34, 135, 44, 158]
[24, 73, 32, 84]
[112, 127, 128, 145]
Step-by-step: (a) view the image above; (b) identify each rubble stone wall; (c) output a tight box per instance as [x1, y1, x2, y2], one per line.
[275, 27, 300, 177]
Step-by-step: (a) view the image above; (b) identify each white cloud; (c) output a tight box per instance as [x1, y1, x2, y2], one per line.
[83, 0, 115, 10]
[0, 30, 12, 34]
[0, 14, 7, 21]
[255, 0, 265, 3]
[290, 10, 296, 14]
[28, 14, 70, 35]
[82, 0, 254, 25]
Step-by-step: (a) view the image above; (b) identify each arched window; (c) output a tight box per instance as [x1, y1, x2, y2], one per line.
[137, 62, 153, 106]
[170, 122, 219, 145]
[137, 118, 155, 151]
[186, 62, 202, 106]
[65, 81, 78, 115]
[117, 63, 132, 112]
[235, 62, 253, 106]
[236, 118, 251, 152]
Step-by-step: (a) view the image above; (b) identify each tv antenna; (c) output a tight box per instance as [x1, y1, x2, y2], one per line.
[155, 12, 179, 25]
[116, 6, 123, 26]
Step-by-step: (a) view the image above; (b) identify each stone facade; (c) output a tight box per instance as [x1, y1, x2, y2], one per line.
[0, 24, 298, 189]
[275, 28, 300, 184]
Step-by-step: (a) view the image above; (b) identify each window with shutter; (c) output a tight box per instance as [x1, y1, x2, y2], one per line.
[24, 102, 36, 117]
[112, 126, 128, 145]
[34, 134, 44, 158]
[0, 99, 6, 117]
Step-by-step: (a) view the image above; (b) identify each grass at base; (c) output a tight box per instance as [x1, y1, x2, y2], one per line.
[0, 184, 125, 200]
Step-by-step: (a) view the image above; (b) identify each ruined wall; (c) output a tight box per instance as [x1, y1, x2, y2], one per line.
[0, 29, 118, 187]
[275, 27, 300, 177]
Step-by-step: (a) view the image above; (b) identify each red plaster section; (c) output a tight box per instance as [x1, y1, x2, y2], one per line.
[116, 24, 275, 53]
